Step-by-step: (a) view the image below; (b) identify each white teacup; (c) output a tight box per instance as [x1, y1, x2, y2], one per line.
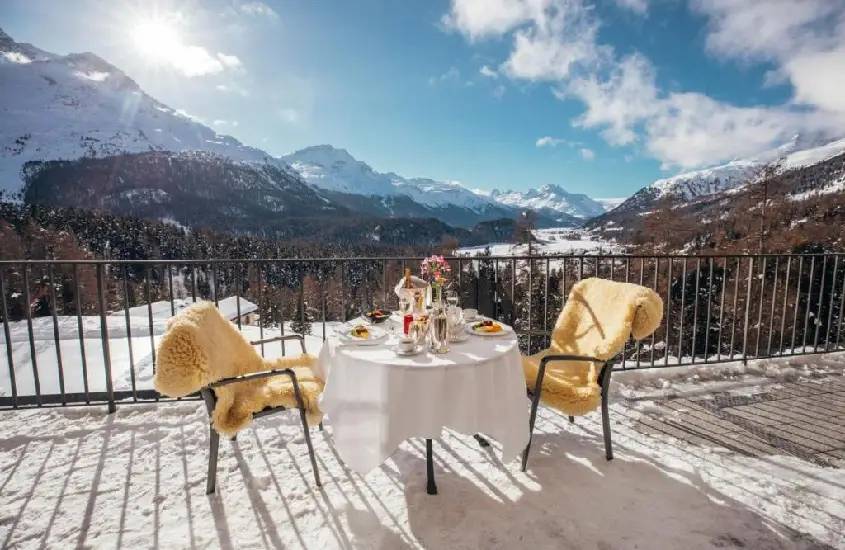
[463, 308, 478, 320]
[397, 338, 416, 353]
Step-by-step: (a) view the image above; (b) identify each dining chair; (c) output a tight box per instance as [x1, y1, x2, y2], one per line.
[521, 277, 664, 471]
[154, 301, 325, 494]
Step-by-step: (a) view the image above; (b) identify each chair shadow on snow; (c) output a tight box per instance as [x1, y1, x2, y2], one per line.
[0, 404, 838, 550]
[395, 432, 834, 550]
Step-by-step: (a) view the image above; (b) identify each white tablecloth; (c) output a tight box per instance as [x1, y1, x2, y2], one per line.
[315, 322, 531, 474]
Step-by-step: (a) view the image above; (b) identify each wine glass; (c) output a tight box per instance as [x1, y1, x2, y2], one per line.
[446, 290, 459, 308]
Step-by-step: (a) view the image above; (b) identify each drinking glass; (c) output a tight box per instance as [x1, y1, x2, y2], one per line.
[446, 290, 459, 308]
[399, 295, 412, 315]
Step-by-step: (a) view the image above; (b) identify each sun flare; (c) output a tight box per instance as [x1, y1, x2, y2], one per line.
[131, 17, 181, 59]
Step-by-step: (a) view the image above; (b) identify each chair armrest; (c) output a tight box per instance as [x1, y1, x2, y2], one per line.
[208, 367, 298, 389]
[250, 334, 307, 354]
[205, 367, 311, 417]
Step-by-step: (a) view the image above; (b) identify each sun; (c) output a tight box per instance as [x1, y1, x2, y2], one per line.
[131, 17, 182, 59]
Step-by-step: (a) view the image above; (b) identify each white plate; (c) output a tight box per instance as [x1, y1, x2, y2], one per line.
[466, 322, 511, 337]
[337, 325, 388, 345]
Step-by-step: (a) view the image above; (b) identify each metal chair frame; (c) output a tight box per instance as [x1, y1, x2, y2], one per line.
[199, 334, 322, 494]
[521, 354, 615, 472]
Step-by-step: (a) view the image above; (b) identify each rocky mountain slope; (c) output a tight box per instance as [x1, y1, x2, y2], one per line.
[589, 135, 845, 228]
[606, 148, 845, 253]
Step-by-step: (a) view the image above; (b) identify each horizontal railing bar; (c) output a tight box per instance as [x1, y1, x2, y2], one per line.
[1, 252, 844, 265]
[0, 390, 201, 408]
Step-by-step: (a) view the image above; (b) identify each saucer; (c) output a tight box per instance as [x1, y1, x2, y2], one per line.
[395, 344, 425, 356]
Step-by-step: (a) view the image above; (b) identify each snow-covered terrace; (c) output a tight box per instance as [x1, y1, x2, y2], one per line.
[1, 321, 844, 548]
[3, 251, 845, 549]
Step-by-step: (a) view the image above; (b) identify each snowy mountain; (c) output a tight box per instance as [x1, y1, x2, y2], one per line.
[594, 198, 626, 212]
[0, 29, 593, 229]
[282, 145, 583, 227]
[595, 135, 845, 222]
[0, 28, 288, 198]
[489, 184, 607, 219]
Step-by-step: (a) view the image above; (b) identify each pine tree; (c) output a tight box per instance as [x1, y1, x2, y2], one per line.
[290, 291, 313, 335]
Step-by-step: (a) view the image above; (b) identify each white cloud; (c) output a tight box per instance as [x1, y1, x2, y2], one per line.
[613, 0, 648, 15]
[279, 108, 299, 123]
[492, 84, 506, 99]
[566, 53, 843, 168]
[217, 53, 244, 70]
[441, 0, 537, 40]
[536, 136, 564, 147]
[238, 1, 279, 19]
[215, 83, 250, 96]
[444, 0, 845, 169]
[579, 147, 595, 160]
[428, 67, 460, 86]
[212, 119, 238, 127]
[479, 65, 498, 78]
[692, 0, 845, 114]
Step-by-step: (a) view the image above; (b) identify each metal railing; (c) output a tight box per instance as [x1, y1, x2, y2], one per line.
[1, 253, 844, 411]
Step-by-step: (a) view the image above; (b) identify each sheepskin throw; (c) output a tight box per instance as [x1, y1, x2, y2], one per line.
[523, 277, 663, 416]
[154, 301, 324, 436]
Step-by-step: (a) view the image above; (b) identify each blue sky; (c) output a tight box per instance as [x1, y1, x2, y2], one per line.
[2, 0, 844, 198]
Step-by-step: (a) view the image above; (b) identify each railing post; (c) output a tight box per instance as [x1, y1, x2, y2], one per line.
[742, 257, 754, 365]
[0, 267, 18, 408]
[96, 263, 116, 413]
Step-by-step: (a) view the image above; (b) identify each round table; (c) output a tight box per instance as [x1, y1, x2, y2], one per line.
[315, 319, 531, 494]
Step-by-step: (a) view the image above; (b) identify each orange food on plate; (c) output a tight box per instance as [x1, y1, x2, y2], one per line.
[351, 325, 370, 338]
[473, 320, 503, 333]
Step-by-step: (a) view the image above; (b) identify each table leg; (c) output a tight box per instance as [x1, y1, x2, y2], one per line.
[473, 433, 490, 448]
[426, 439, 438, 495]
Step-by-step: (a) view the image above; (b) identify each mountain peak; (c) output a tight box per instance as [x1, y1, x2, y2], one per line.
[287, 144, 360, 166]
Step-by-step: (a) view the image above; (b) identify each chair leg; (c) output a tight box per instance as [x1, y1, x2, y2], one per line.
[319, 422, 324, 432]
[601, 365, 614, 461]
[522, 389, 543, 472]
[568, 415, 575, 423]
[207, 426, 220, 494]
[298, 409, 322, 487]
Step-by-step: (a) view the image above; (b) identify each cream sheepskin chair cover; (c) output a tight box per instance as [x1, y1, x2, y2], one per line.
[523, 277, 663, 416]
[154, 301, 324, 437]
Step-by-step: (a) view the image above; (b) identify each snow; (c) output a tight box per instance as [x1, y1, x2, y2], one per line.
[788, 176, 845, 202]
[628, 134, 845, 207]
[783, 137, 845, 170]
[0, 33, 293, 195]
[0, 313, 326, 398]
[489, 185, 607, 219]
[457, 228, 616, 258]
[282, 145, 503, 213]
[594, 197, 626, 211]
[108, 297, 257, 323]
[1, 353, 843, 548]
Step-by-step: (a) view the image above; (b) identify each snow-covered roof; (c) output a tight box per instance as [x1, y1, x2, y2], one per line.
[109, 296, 258, 322]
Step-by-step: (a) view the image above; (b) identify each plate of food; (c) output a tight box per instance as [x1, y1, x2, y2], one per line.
[363, 308, 392, 324]
[466, 319, 510, 337]
[338, 324, 387, 345]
